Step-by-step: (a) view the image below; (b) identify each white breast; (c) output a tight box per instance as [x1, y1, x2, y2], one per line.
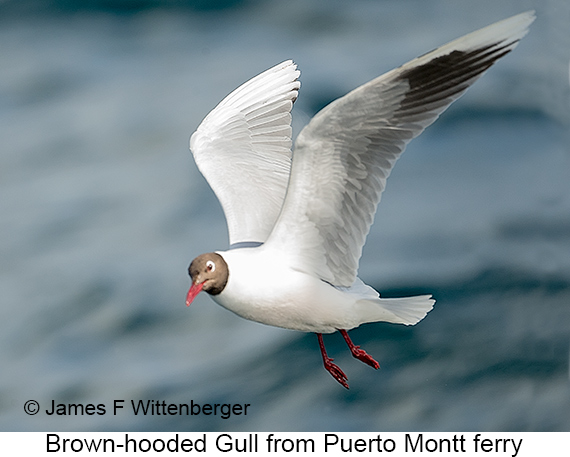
[211, 247, 360, 333]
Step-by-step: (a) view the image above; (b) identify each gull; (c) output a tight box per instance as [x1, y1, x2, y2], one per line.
[185, 12, 535, 388]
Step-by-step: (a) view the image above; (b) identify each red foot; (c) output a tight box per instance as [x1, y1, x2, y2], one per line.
[340, 329, 380, 370]
[317, 333, 349, 389]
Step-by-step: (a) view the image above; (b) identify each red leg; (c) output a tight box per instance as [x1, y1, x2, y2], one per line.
[339, 329, 380, 369]
[317, 333, 349, 389]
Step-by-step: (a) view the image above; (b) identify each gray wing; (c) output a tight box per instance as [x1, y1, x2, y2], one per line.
[266, 11, 535, 286]
[190, 61, 300, 246]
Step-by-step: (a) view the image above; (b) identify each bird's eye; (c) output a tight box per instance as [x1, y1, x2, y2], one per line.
[206, 260, 215, 272]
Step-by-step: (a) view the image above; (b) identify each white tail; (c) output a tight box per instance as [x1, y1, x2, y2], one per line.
[356, 295, 435, 326]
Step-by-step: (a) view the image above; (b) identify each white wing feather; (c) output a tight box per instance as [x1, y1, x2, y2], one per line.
[266, 11, 535, 286]
[190, 60, 300, 246]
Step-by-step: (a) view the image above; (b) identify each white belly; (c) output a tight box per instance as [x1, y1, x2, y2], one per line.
[210, 247, 360, 333]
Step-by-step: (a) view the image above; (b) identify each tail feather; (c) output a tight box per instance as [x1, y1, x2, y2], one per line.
[356, 295, 435, 326]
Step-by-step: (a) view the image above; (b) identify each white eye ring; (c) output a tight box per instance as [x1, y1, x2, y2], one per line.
[206, 260, 215, 272]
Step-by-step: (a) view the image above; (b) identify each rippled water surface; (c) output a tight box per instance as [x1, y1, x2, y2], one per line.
[1, 0, 569, 432]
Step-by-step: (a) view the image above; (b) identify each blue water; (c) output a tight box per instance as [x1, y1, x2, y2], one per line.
[1, 0, 569, 432]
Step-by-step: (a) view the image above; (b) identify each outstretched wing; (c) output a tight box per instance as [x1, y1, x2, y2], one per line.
[190, 60, 300, 246]
[266, 11, 535, 286]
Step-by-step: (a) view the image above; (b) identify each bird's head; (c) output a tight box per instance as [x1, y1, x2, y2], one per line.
[186, 252, 229, 306]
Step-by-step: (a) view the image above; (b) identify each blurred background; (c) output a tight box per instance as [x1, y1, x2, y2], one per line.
[1, 0, 569, 432]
